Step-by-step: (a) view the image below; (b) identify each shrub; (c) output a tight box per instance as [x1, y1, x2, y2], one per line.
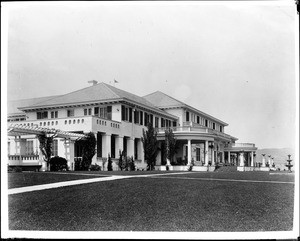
[14, 166, 23, 172]
[8, 165, 14, 172]
[90, 163, 101, 171]
[129, 156, 135, 171]
[107, 155, 113, 171]
[50, 156, 68, 171]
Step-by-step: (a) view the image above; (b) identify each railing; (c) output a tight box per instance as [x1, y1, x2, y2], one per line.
[157, 125, 233, 140]
[8, 155, 39, 161]
[230, 143, 256, 148]
[8, 115, 122, 131]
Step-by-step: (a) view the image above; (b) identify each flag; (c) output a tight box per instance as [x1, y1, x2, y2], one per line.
[114, 79, 119, 83]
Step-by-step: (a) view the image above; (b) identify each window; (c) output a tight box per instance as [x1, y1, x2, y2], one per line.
[84, 108, 92, 116]
[37, 111, 48, 119]
[155, 117, 159, 128]
[205, 119, 208, 127]
[94, 107, 99, 116]
[107, 106, 112, 120]
[197, 116, 200, 124]
[25, 140, 34, 155]
[220, 126, 223, 132]
[149, 114, 153, 125]
[121, 105, 130, 121]
[186, 111, 190, 122]
[52, 139, 58, 156]
[213, 123, 216, 130]
[134, 110, 140, 124]
[173, 121, 177, 127]
[161, 118, 165, 127]
[51, 111, 58, 119]
[121, 105, 126, 121]
[144, 112, 148, 126]
[140, 111, 143, 125]
[67, 109, 74, 117]
[129, 108, 132, 122]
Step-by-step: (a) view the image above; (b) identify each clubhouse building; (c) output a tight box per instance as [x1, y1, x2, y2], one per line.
[7, 82, 261, 171]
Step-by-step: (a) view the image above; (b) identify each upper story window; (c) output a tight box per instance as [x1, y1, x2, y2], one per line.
[155, 117, 159, 128]
[186, 111, 190, 122]
[140, 111, 143, 125]
[51, 111, 58, 119]
[67, 109, 74, 117]
[197, 116, 200, 124]
[84, 108, 92, 116]
[205, 119, 208, 127]
[94, 106, 112, 120]
[121, 105, 131, 122]
[173, 121, 177, 127]
[213, 123, 216, 130]
[94, 107, 99, 116]
[220, 126, 223, 132]
[161, 118, 165, 127]
[134, 110, 140, 124]
[144, 112, 148, 126]
[37, 111, 48, 119]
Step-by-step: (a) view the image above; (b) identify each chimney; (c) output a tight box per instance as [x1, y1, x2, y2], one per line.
[88, 80, 98, 86]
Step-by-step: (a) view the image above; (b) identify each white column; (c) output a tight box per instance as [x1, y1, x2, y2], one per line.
[228, 151, 231, 164]
[187, 139, 192, 165]
[222, 151, 225, 163]
[239, 152, 244, 167]
[115, 135, 124, 158]
[251, 151, 254, 167]
[138, 139, 144, 163]
[102, 134, 111, 158]
[205, 140, 209, 166]
[127, 137, 134, 158]
[211, 146, 215, 166]
[262, 154, 266, 167]
[64, 139, 75, 171]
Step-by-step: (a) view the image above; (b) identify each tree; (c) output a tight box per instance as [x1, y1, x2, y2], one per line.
[107, 154, 113, 171]
[77, 132, 96, 170]
[37, 132, 54, 171]
[165, 128, 177, 166]
[142, 122, 159, 170]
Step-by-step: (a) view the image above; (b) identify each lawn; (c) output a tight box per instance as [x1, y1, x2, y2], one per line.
[7, 171, 295, 232]
[7, 172, 109, 189]
[7, 170, 173, 189]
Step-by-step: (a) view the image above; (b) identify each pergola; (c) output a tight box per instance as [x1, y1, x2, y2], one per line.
[8, 123, 86, 140]
[7, 124, 86, 171]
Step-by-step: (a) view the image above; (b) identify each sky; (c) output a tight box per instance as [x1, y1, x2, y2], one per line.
[2, 1, 298, 150]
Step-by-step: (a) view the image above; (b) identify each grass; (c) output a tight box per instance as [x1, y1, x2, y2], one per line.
[7, 172, 109, 189]
[7, 170, 180, 189]
[7, 171, 295, 232]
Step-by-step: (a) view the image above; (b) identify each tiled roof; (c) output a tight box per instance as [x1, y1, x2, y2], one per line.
[17, 83, 176, 119]
[144, 91, 228, 126]
[8, 95, 61, 114]
[143, 91, 186, 108]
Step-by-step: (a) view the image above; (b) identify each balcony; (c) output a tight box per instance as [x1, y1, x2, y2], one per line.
[8, 116, 121, 133]
[156, 122, 234, 141]
[230, 143, 256, 148]
[224, 143, 257, 151]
